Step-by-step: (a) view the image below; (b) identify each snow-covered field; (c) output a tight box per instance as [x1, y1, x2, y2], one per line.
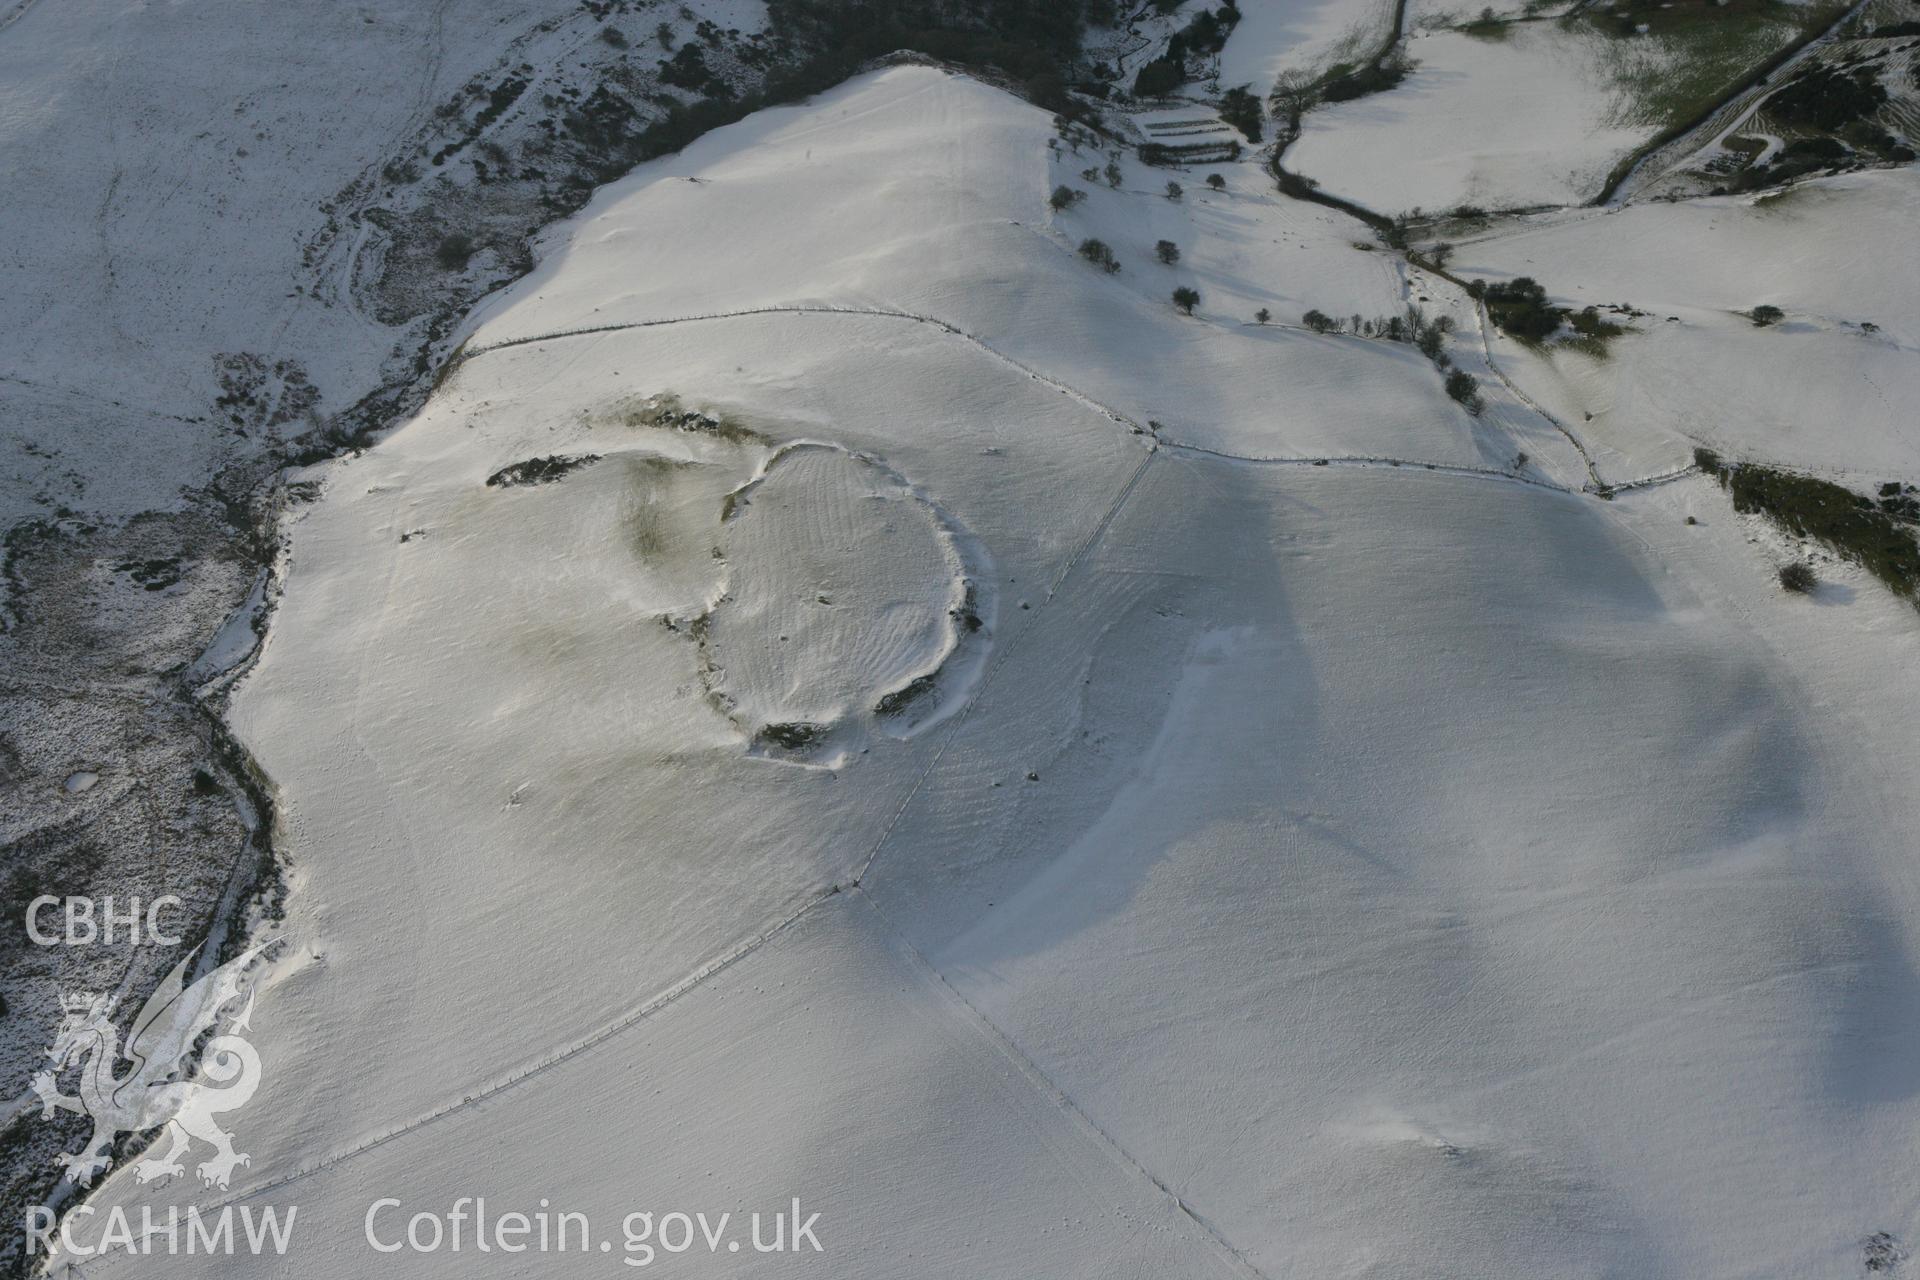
[1216, 0, 1398, 90]
[1456, 168, 1920, 480]
[1287, 24, 1660, 213]
[1284, 0, 1845, 215]
[42, 62, 1920, 1280]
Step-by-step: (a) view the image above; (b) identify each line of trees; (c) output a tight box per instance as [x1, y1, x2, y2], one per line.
[1302, 303, 1482, 413]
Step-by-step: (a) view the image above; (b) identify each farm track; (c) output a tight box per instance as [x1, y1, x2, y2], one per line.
[1465, 297, 1606, 490]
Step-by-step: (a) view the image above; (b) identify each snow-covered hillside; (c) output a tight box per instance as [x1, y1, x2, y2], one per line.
[0, 0, 774, 525]
[0, 0, 781, 1246]
[49, 65, 1920, 1280]
[459, 73, 1586, 478]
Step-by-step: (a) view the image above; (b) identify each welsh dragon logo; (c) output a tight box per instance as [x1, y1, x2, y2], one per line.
[31, 943, 270, 1191]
